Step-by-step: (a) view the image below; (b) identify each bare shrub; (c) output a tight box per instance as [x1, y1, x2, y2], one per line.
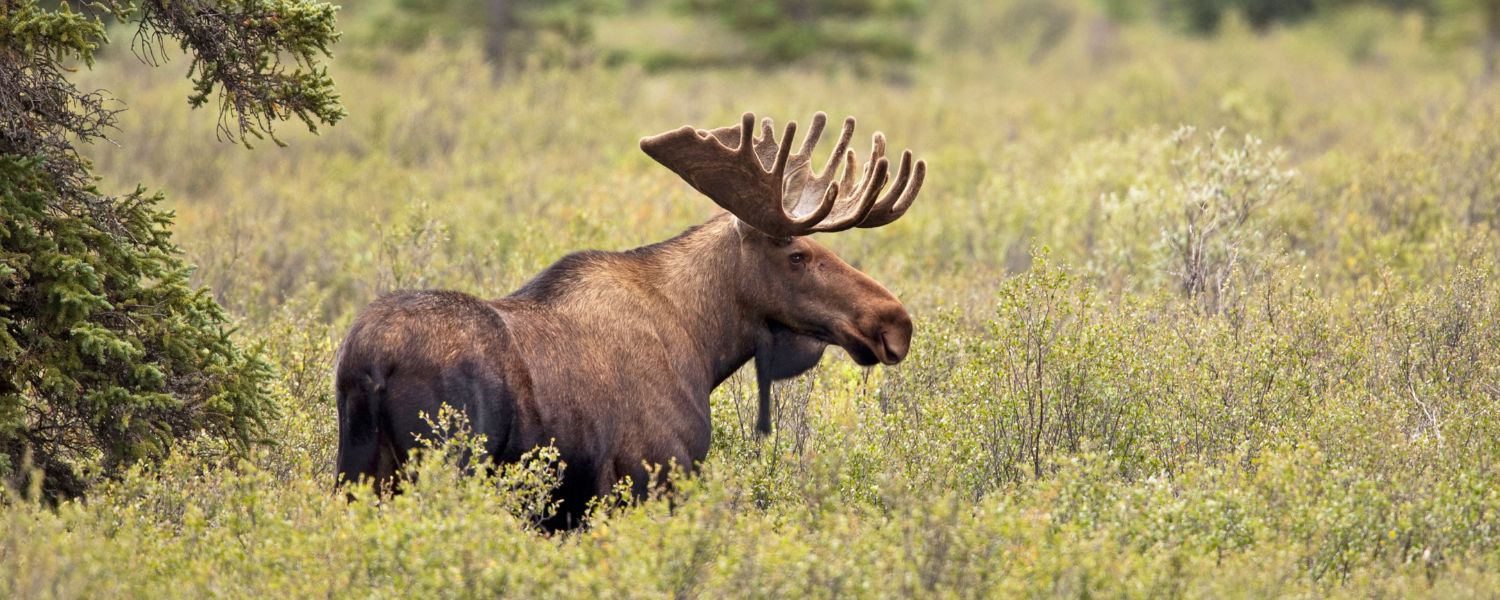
[1156, 126, 1295, 315]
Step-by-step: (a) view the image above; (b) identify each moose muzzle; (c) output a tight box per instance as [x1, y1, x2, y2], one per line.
[836, 301, 912, 366]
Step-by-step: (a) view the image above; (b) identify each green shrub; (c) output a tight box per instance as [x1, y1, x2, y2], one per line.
[0, 158, 273, 497]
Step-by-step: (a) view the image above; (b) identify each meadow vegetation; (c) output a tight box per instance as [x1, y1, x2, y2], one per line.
[4, 0, 1500, 596]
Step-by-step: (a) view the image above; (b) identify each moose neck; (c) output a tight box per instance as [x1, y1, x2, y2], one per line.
[635, 215, 761, 389]
[507, 214, 761, 395]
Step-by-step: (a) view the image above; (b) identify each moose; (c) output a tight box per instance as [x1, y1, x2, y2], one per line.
[334, 111, 926, 528]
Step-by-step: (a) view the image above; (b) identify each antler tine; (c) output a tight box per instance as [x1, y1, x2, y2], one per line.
[773, 120, 796, 179]
[822, 116, 856, 180]
[837, 149, 858, 194]
[755, 117, 780, 171]
[868, 149, 913, 215]
[736, 113, 755, 156]
[783, 112, 840, 222]
[743, 113, 797, 182]
[797, 112, 828, 159]
[811, 131, 890, 233]
[858, 157, 926, 228]
[834, 128, 877, 197]
[852, 132, 888, 199]
[776, 119, 841, 231]
[811, 158, 888, 232]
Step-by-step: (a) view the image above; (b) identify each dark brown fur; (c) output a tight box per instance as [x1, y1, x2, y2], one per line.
[337, 201, 911, 530]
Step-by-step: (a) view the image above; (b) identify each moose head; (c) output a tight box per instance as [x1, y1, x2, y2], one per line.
[641, 111, 925, 431]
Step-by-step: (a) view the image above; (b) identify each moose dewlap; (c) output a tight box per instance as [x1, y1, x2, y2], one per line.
[334, 112, 926, 529]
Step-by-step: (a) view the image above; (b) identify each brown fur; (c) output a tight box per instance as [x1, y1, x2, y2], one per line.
[337, 111, 922, 529]
[334, 214, 911, 529]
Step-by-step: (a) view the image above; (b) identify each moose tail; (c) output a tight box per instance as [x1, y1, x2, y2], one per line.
[334, 365, 393, 492]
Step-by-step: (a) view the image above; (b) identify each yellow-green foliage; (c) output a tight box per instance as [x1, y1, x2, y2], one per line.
[6, 1, 1500, 596]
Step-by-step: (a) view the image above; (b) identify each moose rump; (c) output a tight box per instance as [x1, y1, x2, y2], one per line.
[335, 289, 629, 525]
[333, 291, 529, 487]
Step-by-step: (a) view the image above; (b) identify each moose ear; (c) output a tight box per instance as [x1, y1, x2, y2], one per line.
[728, 216, 792, 245]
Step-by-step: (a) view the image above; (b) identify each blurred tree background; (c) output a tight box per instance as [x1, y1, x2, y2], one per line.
[349, 0, 926, 70]
[665, 0, 922, 67]
[339, 0, 1500, 77]
[361, 0, 618, 68]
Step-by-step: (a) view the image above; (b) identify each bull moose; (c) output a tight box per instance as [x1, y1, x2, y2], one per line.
[334, 111, 926, 528]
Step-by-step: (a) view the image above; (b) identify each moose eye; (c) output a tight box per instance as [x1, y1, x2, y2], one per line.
[788, 252, 807, 265]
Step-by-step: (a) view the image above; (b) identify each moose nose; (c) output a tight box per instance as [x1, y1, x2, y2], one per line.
[878, 307, 913, 365]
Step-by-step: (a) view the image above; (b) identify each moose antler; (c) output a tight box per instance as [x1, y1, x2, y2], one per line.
[640, 112, 926, 238]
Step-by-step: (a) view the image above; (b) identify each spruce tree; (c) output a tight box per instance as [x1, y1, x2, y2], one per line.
[0, 0, 343, 497]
